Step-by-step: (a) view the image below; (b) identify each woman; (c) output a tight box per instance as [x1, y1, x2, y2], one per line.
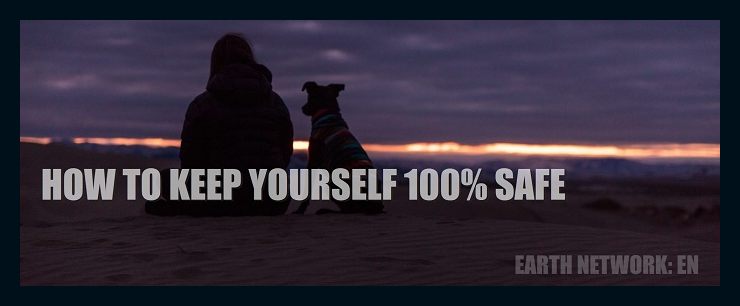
[150, 33, 294, 216]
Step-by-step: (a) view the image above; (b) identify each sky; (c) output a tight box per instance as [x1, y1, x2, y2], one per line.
[20, 20, 720, 145]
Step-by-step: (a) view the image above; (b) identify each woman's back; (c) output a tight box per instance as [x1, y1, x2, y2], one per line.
[180, 63, 293, 171]
[150, 33, 294, 216]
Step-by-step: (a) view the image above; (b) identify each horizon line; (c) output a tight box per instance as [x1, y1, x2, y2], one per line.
[19, 136, 720, 161]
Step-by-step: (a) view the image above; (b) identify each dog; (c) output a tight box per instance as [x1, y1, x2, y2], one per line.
[294, 81, 384, 215]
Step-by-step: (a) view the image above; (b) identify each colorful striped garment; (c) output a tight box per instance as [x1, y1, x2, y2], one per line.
[309, 109, 373, 170]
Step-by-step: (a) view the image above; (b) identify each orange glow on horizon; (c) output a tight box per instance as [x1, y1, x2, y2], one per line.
[71, 137, 182, 148]
[372, 142, 721, 159]
[20, 136, 720, 160]
[19, 136, 52, 145]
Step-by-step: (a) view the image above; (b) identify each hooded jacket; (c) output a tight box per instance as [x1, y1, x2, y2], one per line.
[180, 63, 294, 171]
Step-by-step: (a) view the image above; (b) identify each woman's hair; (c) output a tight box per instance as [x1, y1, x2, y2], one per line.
[209, 33, 257, 80]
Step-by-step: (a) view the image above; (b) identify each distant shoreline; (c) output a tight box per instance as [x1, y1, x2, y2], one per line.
[19, 136, 721, 164]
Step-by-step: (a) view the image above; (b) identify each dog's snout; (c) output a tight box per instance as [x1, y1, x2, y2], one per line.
[301, 103, 312, 116]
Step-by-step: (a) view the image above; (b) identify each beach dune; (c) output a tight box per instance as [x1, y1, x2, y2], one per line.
[20, 143, 720, 285]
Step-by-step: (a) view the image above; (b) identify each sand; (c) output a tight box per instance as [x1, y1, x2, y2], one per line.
[20, 143, 720, 285]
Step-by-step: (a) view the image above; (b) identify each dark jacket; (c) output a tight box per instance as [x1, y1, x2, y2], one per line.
[146, 63, 292, 217]
[180, 63, 293, 171]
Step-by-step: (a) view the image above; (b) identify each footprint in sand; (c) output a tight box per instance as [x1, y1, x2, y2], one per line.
[105, 273, 133, 283]
[361, 256, 434, 266]
[106, 253, 159, 263]
[111, 241, 135, 248]
[184, 251, 212, 262]
[256, 238, 279, 245]
[32, 239, 71, 247]
[172, 266, 205, 279]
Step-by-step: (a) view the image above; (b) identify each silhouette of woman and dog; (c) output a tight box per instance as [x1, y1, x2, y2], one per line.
[145, 33, 383, 216]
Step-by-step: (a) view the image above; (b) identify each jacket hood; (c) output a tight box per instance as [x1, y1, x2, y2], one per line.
[206, 63, 273, 103]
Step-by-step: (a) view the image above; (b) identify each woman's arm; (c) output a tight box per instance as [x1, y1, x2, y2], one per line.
[272, 92, 294, 167]
[179, 96, 209, 169]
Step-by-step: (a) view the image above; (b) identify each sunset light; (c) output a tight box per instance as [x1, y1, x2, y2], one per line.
[20, 136, 720, 160]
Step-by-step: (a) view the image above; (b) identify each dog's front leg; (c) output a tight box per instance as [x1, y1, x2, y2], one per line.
[293, 199, 310, 214]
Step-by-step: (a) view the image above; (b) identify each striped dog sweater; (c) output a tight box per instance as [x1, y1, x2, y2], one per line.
[309, 110, 373, 170]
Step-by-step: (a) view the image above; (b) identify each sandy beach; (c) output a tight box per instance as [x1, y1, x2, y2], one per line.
[20, 143, 720, 285]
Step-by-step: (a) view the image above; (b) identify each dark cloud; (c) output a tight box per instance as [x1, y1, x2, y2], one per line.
[20, 20, 720, 144]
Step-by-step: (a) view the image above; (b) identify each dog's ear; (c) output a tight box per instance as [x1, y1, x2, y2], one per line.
[329, 84, 345, 91]
[328, 84, 345, 95]
[302, 81, 318, 92]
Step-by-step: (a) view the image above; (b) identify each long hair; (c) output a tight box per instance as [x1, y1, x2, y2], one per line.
[209, 33, 256, 80]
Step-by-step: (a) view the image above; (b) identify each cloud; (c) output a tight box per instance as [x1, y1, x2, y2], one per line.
[20, 20, 720, 144]
[45, 74, 100, 90]
[282, 20, 324, 33]
[320, 49, 355, 62]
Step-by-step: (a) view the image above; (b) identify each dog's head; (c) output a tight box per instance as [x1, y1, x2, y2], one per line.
[301, 81, 345, 116]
